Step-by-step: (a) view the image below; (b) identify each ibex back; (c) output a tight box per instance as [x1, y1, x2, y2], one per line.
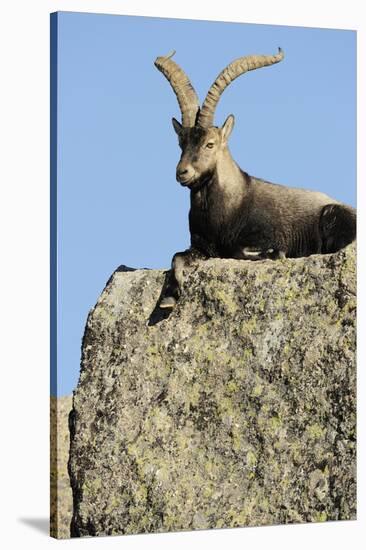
[154, 49, 356, 309]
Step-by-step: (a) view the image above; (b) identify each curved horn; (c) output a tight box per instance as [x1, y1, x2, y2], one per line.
[154, 50, 200, 128]
[197, 48, 285, 128]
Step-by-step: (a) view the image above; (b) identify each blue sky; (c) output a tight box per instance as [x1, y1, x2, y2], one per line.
[52, 12, 356, 396]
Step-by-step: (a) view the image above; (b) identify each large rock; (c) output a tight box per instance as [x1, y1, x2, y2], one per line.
[69, 244, 356, 537]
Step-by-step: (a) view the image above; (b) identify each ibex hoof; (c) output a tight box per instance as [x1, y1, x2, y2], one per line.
[159, 296, 177, 309]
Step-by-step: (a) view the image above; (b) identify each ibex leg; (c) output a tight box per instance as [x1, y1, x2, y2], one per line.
[160, 248, 206, 309]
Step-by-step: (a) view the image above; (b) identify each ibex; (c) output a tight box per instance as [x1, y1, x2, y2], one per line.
[154, 49, 356, 309]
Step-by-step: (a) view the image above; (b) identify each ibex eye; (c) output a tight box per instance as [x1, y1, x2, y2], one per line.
[206, 142, 214, 149]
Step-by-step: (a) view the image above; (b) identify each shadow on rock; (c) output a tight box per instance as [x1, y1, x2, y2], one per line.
[148, 270, 174, 326]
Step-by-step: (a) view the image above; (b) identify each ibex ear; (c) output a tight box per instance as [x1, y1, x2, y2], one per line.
[172, 117, 183, 136]
[221, 115, 235, 142]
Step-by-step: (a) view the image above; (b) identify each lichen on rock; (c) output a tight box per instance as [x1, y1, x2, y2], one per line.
[69, 244, 356, 537]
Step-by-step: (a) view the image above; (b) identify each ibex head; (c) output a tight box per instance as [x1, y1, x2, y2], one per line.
[155, 49, 284, 189]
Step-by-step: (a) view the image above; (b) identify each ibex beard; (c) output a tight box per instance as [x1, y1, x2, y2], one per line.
[154, 49, 356, 310]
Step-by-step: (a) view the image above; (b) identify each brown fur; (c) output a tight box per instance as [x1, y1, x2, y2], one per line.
[160, 118, 356, 308]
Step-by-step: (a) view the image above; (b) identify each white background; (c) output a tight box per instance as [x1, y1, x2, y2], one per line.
[0, 1, 364, 548]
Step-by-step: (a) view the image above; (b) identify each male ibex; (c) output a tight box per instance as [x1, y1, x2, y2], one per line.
[154, 49, 356, 309]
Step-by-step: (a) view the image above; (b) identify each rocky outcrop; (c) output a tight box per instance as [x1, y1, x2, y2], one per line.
[50, 395, 73, 538]
[69, 244, 356, 537]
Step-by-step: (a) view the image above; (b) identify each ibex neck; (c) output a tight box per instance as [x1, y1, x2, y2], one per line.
[216, 148, 241, 179]
[190, 148, 247, 215]
[214, 148, 246, 206]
